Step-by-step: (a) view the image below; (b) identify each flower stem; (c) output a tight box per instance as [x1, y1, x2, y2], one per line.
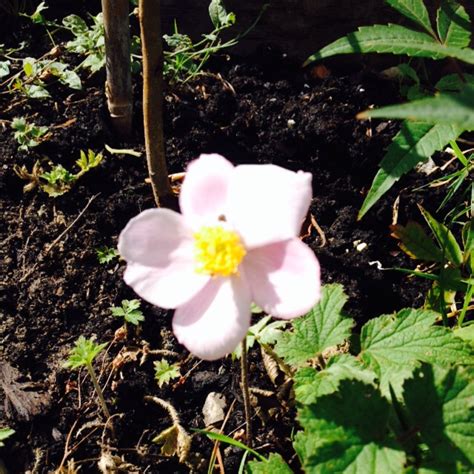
[240, 339, 253, 448]
[86, 363, 111, 421]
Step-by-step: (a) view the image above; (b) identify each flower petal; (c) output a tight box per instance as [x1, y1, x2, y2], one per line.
[243, 238, 320, 319]
[124, 262, 209, 309]
[227, 165, 312, 248]
[172, 276, 251, 360]
[118, 208, 193, 268]
[179, 154, 235, 228]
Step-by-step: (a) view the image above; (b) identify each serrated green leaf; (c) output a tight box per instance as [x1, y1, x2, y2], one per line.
[154, 359, 180, 388]
[386, 0, 435, 35]
[64, 336, 107, 370]
[274, 284, 354, 367]
[403, 364, 474, 465]
[418, 205, 463, 266]
[304, 24, 474, 67]
[247, 453, 293, 474]
[391, 221, 444, 262]
[360, 308, 473, 395]
[358, 121, 463, 219]
[294, 379, 406, 473]
[436, 0, 471, 48]
[294, 354, 377, 404]
[360, 85, 474, 129]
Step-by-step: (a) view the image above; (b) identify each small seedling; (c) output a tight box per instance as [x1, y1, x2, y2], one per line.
[96, 246, 119, 264]
[154, 359, 180, 388]
[110, 299, 144, 326]
[64, 336, 110, 420]
[14, 149, 103, 197]
[0, 427, 15, 447]
[11, 117, 49, 151]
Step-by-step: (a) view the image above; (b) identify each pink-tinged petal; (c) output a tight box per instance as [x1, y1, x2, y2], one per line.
[227, 164, 312, 248]
[243, 238, 320, 319]
[179, 154, 235, 228]
[172, 276, 251, 360]
[118, 208, 193, 268]
[124, 262, 210, 309]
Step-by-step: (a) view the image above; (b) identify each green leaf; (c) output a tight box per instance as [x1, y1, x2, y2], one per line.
[110, 299, 144, 325]
[359, 308, 473, 395]
[208, 0, 229, 28]
[418, 205, 463, 266]
[247, 453, 293, 474]
[454, 324, 474, 346]
[462, 220, 473, 267]
[96, 246, 118, 264]
[274, 284, 354, 367]
[360, 85, 474, 129]
[154, 359, 181, 388]
[436, 0, 471, 48]
[403, 364, 474, 465]
[358, 121, 463, 219]
[435, 73, 474, 92]
[59, 68, 82, 90]
[294, 354, 377, 404]
[0, 427, 15, 447]
[304, 24, 474, 66]
[0, 60, 10, 78]
[390, 221, 444, 262]
[64, 336, 107, 370]
[24, 84, 50, 99]
[385, 0, 435, 35]
[294, 379, 406, 473]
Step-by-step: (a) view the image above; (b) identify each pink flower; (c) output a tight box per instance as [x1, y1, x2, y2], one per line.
[118, 154, 320, 360]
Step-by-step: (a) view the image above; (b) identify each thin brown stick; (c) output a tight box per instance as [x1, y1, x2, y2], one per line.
[138, 0, 175, 208]
[240, 340, 253, 448]
[101, 0, 133, 136]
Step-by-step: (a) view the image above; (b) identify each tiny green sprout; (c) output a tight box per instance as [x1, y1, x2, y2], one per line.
[76, 149, 103, 176]
[96, 246, 119, 264]
[64, 336, 110, 420]
[110, 299, 145, 326]
[40, 165, 76, 197]
[0, 427, 15, 447]
[154, 359, 180, 388]
[11, 117, 48, 151]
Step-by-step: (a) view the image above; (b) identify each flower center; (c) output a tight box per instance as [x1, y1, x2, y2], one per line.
[193, 226, 246, 277]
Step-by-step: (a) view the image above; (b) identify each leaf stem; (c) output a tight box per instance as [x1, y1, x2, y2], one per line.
[86, 363, 111, 421]
[240, 339, 253, 448]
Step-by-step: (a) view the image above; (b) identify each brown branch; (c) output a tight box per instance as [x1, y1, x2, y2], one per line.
[139, 0, 175, 208]
[101, 0, 133, 136]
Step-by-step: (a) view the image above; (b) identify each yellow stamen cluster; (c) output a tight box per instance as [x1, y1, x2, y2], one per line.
[194, 226, 246, 277]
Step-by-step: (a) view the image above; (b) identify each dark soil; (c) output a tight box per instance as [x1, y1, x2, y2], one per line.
[0, 9, 451, 474]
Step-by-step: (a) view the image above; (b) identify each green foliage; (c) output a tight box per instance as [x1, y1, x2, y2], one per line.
[308, 0, 474, 219]
[163, 1, 237, 83]
[274, 284, 353, 367]
[258, 285, 474, 472]
[40, 164, 76, 197]
[75, 149, 103, 176]
[96, 246, 119, 264]
[62, 13, 105, 73]
[11, 116, 48, 151]
[0, 427, 14, 447]
[246, 453, 293, 473]
[110, 299, 145, 326]
[64, 336, 107, 370]
[358, 122, 464, 219]
[232, 315, 287, 360]
[154, 359, 180, 388]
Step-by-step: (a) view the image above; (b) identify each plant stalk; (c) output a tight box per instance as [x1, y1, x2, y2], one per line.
[86, 364, 111, 421]
[138, 0, 174, 208]
[101, 0, 133, 136]
[240, 339, 253, 448]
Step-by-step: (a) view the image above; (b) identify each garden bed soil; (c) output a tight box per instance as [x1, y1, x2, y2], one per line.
[0, 18, 451, 474]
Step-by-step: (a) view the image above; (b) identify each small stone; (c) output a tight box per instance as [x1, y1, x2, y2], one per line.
[287, 119, 296, 128]
[202, 392, 226, 426]
[356, 242, 368, 252]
